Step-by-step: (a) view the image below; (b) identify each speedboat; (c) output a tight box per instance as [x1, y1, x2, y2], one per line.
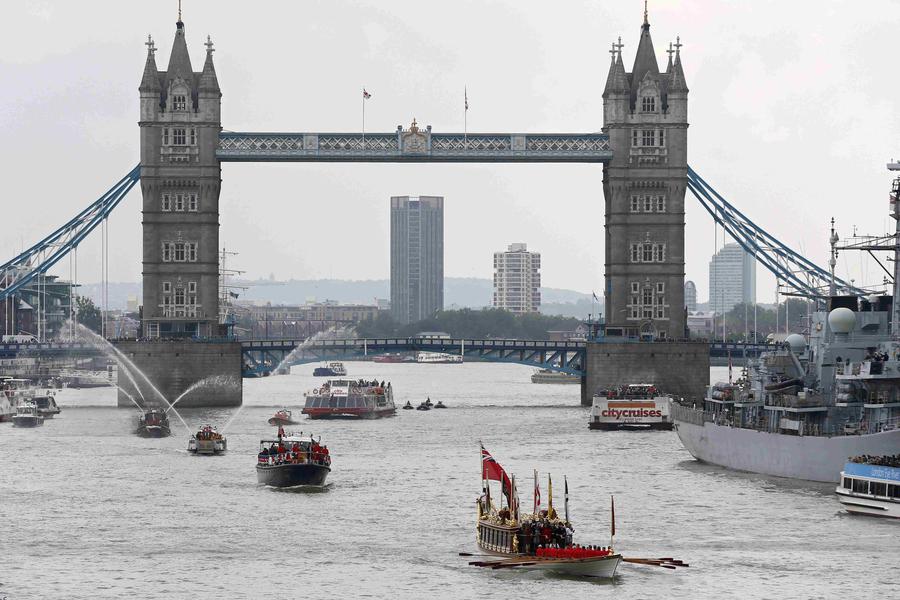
[402, 401, 414, 410]
[188, 425, 227, 455]
[268, 409, 297, 426]
[136, 409, 171, 438]
[257, 429, 331, 488]
[434, 401, 447, 409]
[12, 403, 44, 428]
[33, 393, 61, 419]
[416, 402, 431, 411]
[425, 397, 434, 407]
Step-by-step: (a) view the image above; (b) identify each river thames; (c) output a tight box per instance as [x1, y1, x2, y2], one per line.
[1, 363, 896, 599]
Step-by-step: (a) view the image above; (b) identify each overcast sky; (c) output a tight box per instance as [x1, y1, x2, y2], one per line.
[2, 1, 899, 304]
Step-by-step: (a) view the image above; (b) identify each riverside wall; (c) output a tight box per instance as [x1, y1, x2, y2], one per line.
[114, 340, 242, 408]
[582, 341, 710, 406]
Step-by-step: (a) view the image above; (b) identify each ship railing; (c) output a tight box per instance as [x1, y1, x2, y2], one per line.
[670, 402, 707, 426]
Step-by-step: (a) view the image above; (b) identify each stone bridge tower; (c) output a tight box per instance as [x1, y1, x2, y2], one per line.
[602, 12, 688, 340]
[138, 17, 222, 338]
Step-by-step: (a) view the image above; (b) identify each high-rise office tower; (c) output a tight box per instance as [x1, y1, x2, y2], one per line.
[390, 196, 444, 324]
[493, 243, 541, 314]
[709, 243, 756, 315]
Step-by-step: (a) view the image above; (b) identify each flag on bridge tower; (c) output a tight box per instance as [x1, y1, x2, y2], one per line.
[363, 88, 371, 99]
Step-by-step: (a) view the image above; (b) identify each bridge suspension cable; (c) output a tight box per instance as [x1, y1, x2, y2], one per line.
[0, 165, 140, 304]
[686, 166, 866, 298]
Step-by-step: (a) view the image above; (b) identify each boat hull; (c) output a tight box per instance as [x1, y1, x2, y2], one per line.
[673, 419, 900, 483]
[256, 463, 330, 488]
[12, 415, 43, 427]
[302, 407, 395, 419]
[589, 421, 673, 431]
[136, 425, 171, 438]
[527, 555, 622, 578]
[836, 490, 900, 518]
[267, 417, 297, 426]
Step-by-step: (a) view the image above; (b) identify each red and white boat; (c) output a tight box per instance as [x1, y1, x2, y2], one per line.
[301, 378, 396, 419]
[268, 409, 297, 426]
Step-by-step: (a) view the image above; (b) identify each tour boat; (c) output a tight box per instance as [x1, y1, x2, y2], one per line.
[531, 369, 581, 384]
[136, 409, 171, 438]
[373, 353, 405, 363]
[589, 384, 674, 430]
[268, 409, 297, 426]
[256, 429, 331, 488]
[3, 378, 35, 406]
[416, 402, 431, 411]
[302, 379, 396, 419]
[12, 403, 44, 428]
[415, 352, 462, 364]
[313, 361, 347, 377]
[836, 456, 900, 519]
[33, 393, 61, 419]
[188, 425, 227, 455]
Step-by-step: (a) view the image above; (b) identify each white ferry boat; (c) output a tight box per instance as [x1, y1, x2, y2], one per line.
[836, 456, 900, 519]
[589, 384, 673, 430]
[531, 369, 580, 384]
[302, 378, 396, 419]
[415, 352, 462, 364]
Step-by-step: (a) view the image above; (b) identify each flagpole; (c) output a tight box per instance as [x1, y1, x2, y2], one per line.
[362, 88, 366, 150]
[610, 495, 616, 550]
[564, 475, 569, 525]
[464, 86, 468, 150]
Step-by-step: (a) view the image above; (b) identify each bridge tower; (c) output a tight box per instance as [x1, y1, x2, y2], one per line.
[138, 17, 222, 338]
[602, 11, 688, 340]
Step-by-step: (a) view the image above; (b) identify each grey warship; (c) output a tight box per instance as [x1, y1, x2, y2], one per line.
[672, 165, 900, 483]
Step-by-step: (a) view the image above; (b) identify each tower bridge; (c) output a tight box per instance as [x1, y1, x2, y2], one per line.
[0, 10, 862, 407]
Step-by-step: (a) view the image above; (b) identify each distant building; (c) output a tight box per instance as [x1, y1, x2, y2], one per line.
[492, 243, 541, 314]
[0, 272, 73, 340]
[687, 312, 716, 338]
[709, 243, 756, 315]
[244, 302, 383, 339]
[684, 280, 697, 313]
[390, 196, 444, 324]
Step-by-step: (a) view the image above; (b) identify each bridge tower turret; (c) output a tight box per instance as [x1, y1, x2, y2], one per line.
[602, 12, 688, 340]
[138, 17, 222, 339]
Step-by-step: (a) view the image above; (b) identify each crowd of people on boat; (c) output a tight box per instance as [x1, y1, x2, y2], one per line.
[850, 454, 900, 468]
[517, 512, 572, 554]
[314, 380, 392, 395]
[194, 427, 222, 441]
[258, 440, 331, 467]
[535, 544, 613, 559]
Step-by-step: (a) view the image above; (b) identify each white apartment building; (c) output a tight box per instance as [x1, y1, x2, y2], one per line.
[493, 243, 541, 314]
[709, 242, 756, 315]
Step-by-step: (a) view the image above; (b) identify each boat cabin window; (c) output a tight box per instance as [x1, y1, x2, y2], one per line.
[851, 478, 869, 494]
[870, 481, 887, 497]
[889, 484, 900, 499]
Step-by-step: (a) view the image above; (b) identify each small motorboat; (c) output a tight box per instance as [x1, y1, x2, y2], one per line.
[425, 397, 434, 407]
[136, 409, 171, 438]
[257, 428, 332, 488]
[268, 409, 297, 426]
[188, 425, 227, 455]
[416, 402, 431, 411]
[12, 402, 44, 428]
[33, 393, 61, 419]
[402, 401, 414, 410]
[434, 401, 447, 409]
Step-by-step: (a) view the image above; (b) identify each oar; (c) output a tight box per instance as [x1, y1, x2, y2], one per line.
[623, 557, 684, 569]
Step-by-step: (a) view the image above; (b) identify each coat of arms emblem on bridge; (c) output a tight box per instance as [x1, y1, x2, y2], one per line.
[398, 118, 431, 154]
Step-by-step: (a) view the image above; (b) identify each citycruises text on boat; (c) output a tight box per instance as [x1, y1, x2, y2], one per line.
[256, 427, 331, 488]
[589, 384, 674, 430]
[302, 378, 396, 419]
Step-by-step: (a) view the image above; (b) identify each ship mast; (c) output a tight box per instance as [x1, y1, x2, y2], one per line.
[889, 161, 900, 338]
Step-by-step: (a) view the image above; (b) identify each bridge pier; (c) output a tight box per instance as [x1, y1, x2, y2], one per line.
[581, 341, 709, 406]
[114, 340, 242, 408]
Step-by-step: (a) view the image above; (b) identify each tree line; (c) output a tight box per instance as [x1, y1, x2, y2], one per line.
[355, 308, 583, 339]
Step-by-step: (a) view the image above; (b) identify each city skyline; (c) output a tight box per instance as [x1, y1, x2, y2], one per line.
[2, 2, 899, 305]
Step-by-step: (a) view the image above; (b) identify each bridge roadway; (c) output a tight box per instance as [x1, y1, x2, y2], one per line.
[0, 338, 775, 378]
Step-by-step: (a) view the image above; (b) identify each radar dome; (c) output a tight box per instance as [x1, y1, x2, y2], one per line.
[867, 294, 881, 305]
[784, 333, 806, 351]
[828, 307, 856, 334]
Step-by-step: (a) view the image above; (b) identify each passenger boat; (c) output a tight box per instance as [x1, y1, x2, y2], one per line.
[471, 445, 623, 578]
[12, 403, 44, 428]
[136, 409, 171, 438]
[589, 384, 673, 430]
[268, 409, 297, 426]
[416, 352, 462, 364]
[33, 393, 61, 419]
[313, 361, 347, 377]
[302, 379, 396, 419]
[373, 353, 405, 363]
[836, 456, 900, 519]
[531, 369, 581, 384]
[188, 425, 227, 455]
[2, 378, 35, 406]
[256, 429, 331, 488]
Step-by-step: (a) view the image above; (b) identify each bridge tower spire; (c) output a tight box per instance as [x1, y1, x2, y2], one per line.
[138, 15, 223, 339]
[602, 15, 689, 340]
